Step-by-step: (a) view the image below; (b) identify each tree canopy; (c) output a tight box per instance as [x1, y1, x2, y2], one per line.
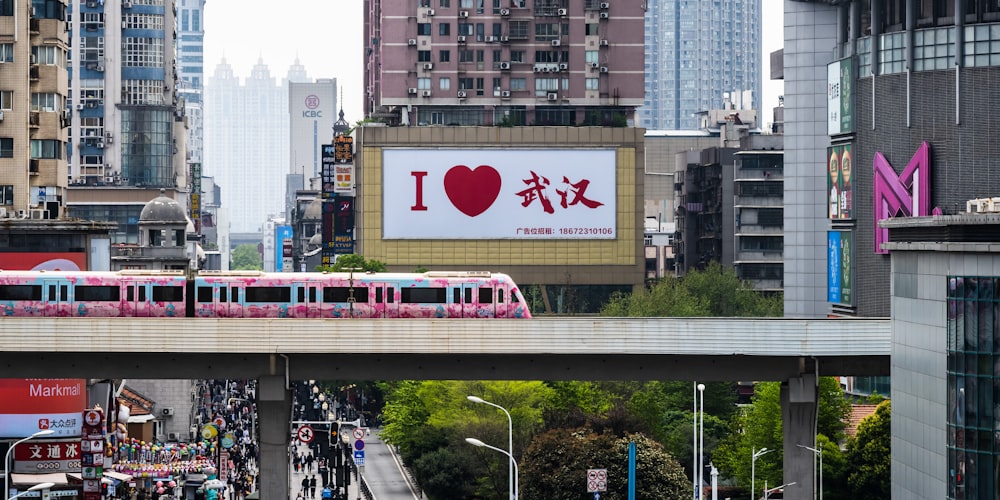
[230, 244, 262, 270]
[844, 400, 890, 499]
[318, 253, 387, 272]
[600, 262, 783, 317]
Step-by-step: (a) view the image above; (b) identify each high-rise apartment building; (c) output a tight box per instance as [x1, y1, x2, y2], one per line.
[204, 58, 289, 233]
[175, 0, 205, 234]
[363, 0, 644, 126]
[65, 0, 188, 243]
[0, 1, 69, 220]
[640, 0, 761, 130]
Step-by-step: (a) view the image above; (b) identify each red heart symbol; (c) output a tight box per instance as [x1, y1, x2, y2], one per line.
[443, 165, 502, 217]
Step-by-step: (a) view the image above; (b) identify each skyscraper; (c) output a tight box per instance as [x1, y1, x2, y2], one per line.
[66, 0, 188, 243]
[203, 58, 289, 233]
[363, 0, 644, 126]
[175, 0, 206, 235]
[640, 0, 761, 130]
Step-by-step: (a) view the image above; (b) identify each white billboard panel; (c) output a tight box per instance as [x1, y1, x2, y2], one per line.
[383, 149, 617, 239]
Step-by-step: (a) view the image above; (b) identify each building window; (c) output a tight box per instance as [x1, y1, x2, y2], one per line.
[0, 185, 12, 205]
[30, 139, 62, 159]
[878, 32, 905, 74]
[417, 23, 431, 36]
[32, 46, 64, 66]
[459, 50, 474, 62]
[534, 77, 558, 96]
[946, 276, 1000, 500]
[963, 24, 999, 67]
[439, 77, 450, 90]
[124, 13, 165, 30]
[418, 50, 431, 62]
[0, 90, 12, 110]
[0, 43, 12, 62]
[509, 50, 525, 63]
[439, 23, 450, 36]
[439, 0, 450, 6]
[0, 138, 12, 158]
[458, 22, 474, 36]
[417, 78, 431, 90]
[122, 80, 166, 105]
[30, 92, 58, 112]
[509, 20, 529, 39]
[586, 77, 599, 90]
[439, 50, 450, 62]
[0, 1, 12, 16]
[510, 78, 526, 91]
[123, 37, 164, 67]
[586, 22, 599, 35]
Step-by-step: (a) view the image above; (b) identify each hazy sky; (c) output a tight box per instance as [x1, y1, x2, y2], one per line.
[203, 1, 784, 129]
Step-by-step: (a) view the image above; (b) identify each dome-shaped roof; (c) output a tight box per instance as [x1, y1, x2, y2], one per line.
[303, 199, 323, 219]
[140, 189, 187, 223]
[308, 233, 323, 246]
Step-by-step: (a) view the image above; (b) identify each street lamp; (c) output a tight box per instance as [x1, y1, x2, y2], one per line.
[465, 438, 518, 500]
[467, 396, 514, 500]
[698, 383, 706, 496]
[4, 430, 55, 500]
[797, 444, 823, 500]
[763, 481, 796, 500]
[8, 481, 55, 500]
[751, 447, 773, 500]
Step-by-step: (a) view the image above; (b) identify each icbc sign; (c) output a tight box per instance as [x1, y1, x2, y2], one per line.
[303, 95, 323, 117]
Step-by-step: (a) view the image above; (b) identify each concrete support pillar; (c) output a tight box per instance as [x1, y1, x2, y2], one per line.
[781, 374, 817, 500]
[258, 375, 291, 500]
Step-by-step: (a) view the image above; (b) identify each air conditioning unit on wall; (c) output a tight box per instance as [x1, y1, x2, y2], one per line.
[161, 407, 175, 416]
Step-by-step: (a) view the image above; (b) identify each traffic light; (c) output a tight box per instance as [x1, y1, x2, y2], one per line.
[329, 422, 339, 445]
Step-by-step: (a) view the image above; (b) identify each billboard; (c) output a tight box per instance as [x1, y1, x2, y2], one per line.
[275, 225, 293, 272]
[383, 149, 617, 239]
[0, 252, 87, 271]
[0, 379, 87, 438]
[828, 57, 854, 135]
[827, 231, 854, 306]
[827, 144, 854, 220]
[289, 81, 336, 179]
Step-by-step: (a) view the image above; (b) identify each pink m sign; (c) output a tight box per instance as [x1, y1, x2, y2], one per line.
[873, 142, 932, 254]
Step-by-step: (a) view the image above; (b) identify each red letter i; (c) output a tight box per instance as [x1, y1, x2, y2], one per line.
[411, 171, 428, 211]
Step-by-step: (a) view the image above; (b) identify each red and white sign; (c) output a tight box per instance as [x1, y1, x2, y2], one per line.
[0, 379, 87, 438]
[297, 425, 314, 443]
[587, 468, 607, 493]
[13, 439, 82, 473]
[383, 149, 617, 239]
[352, 428, 365, 440]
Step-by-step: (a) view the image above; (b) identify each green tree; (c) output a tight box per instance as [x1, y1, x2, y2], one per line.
[712, 378, 851, 496]
[844, 400, 890, 499]
[318, 253, 387, 272]
[521, 429, 691, 499]
[600, 263, 781, 317]
[230, 244, 262, 270]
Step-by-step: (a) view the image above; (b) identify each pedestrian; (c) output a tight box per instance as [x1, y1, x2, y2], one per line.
[301, 477, 310, 498]
[295, 490, 304, 500]
[309, 475, 317, 498]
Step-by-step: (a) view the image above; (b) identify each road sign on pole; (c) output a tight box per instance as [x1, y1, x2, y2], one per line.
[297, 425, 315, 443]
[587, 469, 607, 493]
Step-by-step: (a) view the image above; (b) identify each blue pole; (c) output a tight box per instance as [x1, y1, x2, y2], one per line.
[628, 441, 636, 500]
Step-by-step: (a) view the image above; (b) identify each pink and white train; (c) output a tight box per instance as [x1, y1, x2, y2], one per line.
[0, 270, 532, 318]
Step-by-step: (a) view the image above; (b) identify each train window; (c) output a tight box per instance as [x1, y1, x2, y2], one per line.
[324, 287, 369, 303]
[153, 286, 183, 302]
[139, 287, 146, 302]
[76, 285, 120, 302]
[498, 289, 505, 303]
[309, 287, 317, 303]
[197, 287, 212, 303]
[127, 286, 134, 301]
[245, 286, 291, 303]
[465, 288, 472, 303]
[512, 292, 519, 303]
[48, 285, 55, 301]
[478, 287, 492, 304]
[220, 287, 227, 303]
[297, 287, 305, 303]
[60, 285, 67, 301]
[375, 288, 382, 303]
[387, 287, 395, 303]
[0, 285, 41, 301]
[232, 288, 240, 302]
[401, 287, 447, 304]
[453, 288, 460, 303]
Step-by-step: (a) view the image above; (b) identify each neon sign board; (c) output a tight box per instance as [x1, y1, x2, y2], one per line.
[873, 142, 931, 254]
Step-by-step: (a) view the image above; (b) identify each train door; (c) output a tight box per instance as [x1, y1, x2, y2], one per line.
[125, 279, 150, 317]
[461, 283, 479, 318]
[494, 283, 508, 318]
[371, 282, 397, 318]
[294, 282, 321, 318]
[41, 279, 68, 317]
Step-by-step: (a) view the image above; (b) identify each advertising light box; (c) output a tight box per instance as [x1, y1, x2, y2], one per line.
[0, 379, 87, 438]
[383, 149, 617, 239]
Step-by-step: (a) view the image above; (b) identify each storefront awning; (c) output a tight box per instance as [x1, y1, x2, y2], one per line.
[127, 414, 156, 423]
[103, 470, 133, 482]
[10, 473, 70, 486]
[65, 472, 112, 485]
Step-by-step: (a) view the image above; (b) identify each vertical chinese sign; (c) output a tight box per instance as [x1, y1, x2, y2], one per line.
[827, 231, 854, 305]
[81, 408, 106, 500]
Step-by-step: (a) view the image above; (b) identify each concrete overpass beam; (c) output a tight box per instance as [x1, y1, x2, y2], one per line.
[781, 374, 817, 500]
[258, 375, 291, 499]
